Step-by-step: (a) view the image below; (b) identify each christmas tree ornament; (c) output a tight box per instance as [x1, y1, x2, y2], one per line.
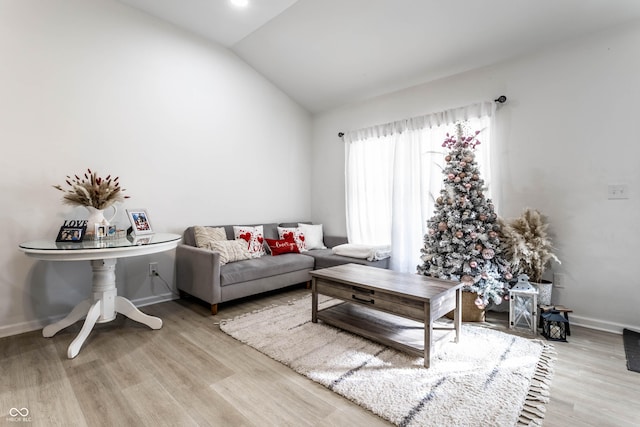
[482, 248, 495, 259]
[445, 155, 452, 162]
[474, 296, 485, 309]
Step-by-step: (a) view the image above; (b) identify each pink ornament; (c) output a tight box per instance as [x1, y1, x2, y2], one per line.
[448, 173, 455, 180]
[470, 232, 477, 239]
[504, 272, 513, 280]
[474, 297, 485, 309]
[470, 261, 478, 268]
[454, 177, 461, 183]
[465, 183, 472, 189]
[482, 248, 495, 259]
[455, 230, 463, 238]
[460, 161, 467, 167]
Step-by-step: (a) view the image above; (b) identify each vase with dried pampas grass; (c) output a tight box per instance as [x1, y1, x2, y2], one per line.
[499, 208, 561, 304]
[53, 168, 130, 227]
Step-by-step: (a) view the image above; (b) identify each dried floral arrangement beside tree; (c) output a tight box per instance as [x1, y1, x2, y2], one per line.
[499, 208, 561, 305]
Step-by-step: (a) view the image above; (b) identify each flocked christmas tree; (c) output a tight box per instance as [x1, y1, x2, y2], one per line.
[417, 123, 512, 308]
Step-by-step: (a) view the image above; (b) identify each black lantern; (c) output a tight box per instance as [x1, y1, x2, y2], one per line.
[541, 309, 569, 342]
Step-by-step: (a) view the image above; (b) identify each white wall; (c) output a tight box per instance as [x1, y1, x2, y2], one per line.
[311, 21, 640, 333]
[0, 0, 311, 336]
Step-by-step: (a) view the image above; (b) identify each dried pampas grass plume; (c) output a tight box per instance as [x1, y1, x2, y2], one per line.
[499, 208, 560, 283]
[53, 168, 130, 209]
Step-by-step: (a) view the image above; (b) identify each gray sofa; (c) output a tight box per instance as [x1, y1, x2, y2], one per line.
[176, 222, 390, 314]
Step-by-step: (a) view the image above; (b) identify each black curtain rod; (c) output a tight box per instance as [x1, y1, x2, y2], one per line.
[338, 95, 507, 138]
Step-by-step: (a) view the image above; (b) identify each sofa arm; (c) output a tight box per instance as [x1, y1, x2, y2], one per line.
[324, 235, 348, 249]
[176, 244, 222, 306]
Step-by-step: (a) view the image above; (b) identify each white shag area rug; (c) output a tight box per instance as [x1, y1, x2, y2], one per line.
[220, 295, 555, 427]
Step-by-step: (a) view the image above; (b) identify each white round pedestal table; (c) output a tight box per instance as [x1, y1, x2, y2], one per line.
[19, 233, 181, 358]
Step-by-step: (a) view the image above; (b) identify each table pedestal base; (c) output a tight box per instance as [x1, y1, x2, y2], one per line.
[42, 258, 162, 358]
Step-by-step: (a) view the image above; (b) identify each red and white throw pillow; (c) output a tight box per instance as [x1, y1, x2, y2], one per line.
[233, 225, 266, 258]
[277, 227, 307, 252]
[265, 238, 300, 256]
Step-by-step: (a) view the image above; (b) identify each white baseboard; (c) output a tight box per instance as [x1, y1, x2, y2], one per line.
[2, 296, 635, 338]
[570, 314, 637, 335]
[0, 293, 177, 339]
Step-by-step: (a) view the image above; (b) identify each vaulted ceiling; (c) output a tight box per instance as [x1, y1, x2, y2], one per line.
[118, 0, 640, 113]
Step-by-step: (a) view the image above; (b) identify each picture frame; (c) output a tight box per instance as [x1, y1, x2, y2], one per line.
[95, 224, 107, 239]
[126, 208, 154, 235]
[56, 225, 87, 242]
[94, 224, 118, 240]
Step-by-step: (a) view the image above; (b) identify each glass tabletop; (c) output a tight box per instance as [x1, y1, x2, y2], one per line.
[19, 233, 181, 251]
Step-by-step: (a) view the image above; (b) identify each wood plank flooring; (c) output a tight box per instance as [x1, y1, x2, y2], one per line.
[1, 286, 639, 426]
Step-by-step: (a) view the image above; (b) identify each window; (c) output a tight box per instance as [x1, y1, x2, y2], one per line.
[344, 102, 495, 272]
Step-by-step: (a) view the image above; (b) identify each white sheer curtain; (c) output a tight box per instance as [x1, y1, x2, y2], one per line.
[344, 101, 496, 273]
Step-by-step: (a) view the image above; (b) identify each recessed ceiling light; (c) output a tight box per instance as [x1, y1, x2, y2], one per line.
[230, 0, 249, 7]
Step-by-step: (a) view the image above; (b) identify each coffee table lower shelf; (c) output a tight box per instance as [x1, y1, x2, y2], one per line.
[316, 301, 455, 359]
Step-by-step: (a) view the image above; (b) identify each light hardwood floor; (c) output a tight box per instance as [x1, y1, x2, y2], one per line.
[1, 286, 639, 426]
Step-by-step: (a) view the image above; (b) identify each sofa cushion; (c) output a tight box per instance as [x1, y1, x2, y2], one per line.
[278, 227, 307, 252]
[266, 238, 300, 255]
[220, 253, 314, 286]
[233, 225, 266, 258]
[193, 226, 227, 249]
[298, 223, 326, 249]
[210, 240, 252, 265]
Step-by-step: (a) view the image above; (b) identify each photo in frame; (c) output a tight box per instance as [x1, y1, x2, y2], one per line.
[94, 224, 117, 239]
[56, 226, 87, 242]
[126, 209, 154, 235]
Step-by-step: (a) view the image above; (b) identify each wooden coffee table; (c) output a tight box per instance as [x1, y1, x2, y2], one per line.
[310, 263, 463, 368]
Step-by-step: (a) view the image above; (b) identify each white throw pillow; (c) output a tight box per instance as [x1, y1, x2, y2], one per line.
[193, 226, 227, 250]
[233, 225, 266, 258]
[277, 227, 307, 252]
[209, 240, 252, 266]
[298, 223, 326, 250]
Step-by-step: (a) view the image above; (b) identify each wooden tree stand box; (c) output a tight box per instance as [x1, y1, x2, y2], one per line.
[446, 291, 485, 322]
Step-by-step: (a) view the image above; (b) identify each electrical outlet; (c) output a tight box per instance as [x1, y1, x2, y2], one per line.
[149, 262, 158, 277]
[607, 184, 629, 199]
[553, 272, 565, 288]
